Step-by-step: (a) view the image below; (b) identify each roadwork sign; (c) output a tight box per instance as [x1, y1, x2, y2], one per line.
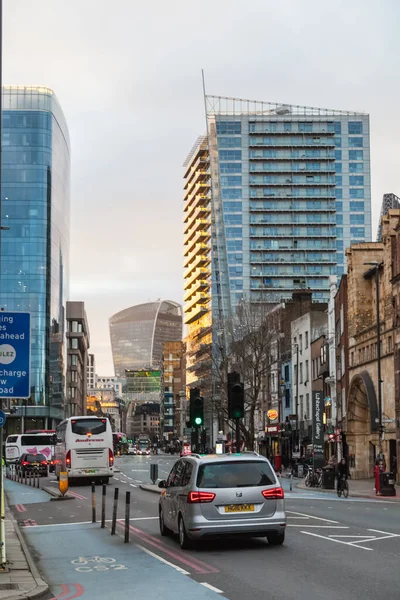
[0, 312, 30, 398]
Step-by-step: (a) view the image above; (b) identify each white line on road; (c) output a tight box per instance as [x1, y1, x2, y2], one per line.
[200, 582, 224, 594]
[288, 525, 349, 529]
[301, 530, 373, 551]
[136, 544, 190, 575]
[287, 510, 339, 523]
[130, 484, 138, 488]
[25, 517, 159, 528]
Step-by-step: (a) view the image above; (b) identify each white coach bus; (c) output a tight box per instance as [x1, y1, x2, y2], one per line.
[55, 416, 114, 484]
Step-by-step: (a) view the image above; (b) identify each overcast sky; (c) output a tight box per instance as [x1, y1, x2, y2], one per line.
[6, 0, 400, 373]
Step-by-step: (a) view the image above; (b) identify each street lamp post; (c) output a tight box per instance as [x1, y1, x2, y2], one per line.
[364, 261, 384, 459]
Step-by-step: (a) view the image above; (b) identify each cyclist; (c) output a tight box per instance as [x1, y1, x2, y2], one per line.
[336, 457, 349, 493]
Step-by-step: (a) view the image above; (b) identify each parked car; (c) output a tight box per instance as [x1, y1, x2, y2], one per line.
[16, 453, 48, 477]
[158, 452, 286, 549]
[128, 445, 137, 455]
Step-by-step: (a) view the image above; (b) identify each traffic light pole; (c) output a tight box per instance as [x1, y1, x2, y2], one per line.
[235, 418, 240, 453]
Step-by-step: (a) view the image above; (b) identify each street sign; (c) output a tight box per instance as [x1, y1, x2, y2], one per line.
[0, 410, 6, 428]
[0, 312, 31, 399]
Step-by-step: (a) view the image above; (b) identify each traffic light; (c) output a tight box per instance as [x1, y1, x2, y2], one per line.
[228, 371, 244, 419]
[190, 388, 204, 427]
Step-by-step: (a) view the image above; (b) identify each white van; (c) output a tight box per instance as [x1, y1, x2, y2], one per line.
[55, 416, 114, 483]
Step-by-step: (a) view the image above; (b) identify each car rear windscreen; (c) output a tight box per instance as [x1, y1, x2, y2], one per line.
[26, 454, 46, 462]
[197, 460, 276, 488]
[71, 419, 107, 436]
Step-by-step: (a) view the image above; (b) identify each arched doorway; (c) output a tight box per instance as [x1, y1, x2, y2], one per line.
[347, 371, 379, 479]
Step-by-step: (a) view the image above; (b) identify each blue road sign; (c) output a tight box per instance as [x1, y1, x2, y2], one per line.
[0, 410, 6, 428]
[0, 312, 30, 399]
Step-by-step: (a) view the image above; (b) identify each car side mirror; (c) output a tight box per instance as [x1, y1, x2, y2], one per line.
[158, 480, 167, 489]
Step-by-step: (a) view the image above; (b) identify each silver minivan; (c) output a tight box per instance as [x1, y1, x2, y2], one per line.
[158, 453, 286, 549]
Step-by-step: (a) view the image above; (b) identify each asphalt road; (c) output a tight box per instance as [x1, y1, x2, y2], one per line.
[8, 455, 400, 600]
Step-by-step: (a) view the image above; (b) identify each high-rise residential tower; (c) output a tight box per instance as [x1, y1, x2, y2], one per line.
[109, 300, 183, 376]
[1, 87, 70, 432]
[189, 95, 372, 323]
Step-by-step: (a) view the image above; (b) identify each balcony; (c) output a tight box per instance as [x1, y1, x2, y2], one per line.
[183, 153, 209, 181]
[249, 204, 336, 212]
[184, 305, 209, 325]
[184, 181, 211, 203]
[183, 218, 210, 245]
[183, 244, 210, 269]
[184, 205, 210, 227]
[184, 266, 210, 290]
[249, 230, 336, 239]
[184, 279, 210, 302]
[184, 291, 209, 314]
[184, 229, 211, 258]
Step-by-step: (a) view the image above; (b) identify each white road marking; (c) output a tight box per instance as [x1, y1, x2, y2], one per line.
[200, 582, 224, 594]
[368, 528, 400, 538]
[288, 525, 349, 529]
[301, 530, 373, 551]
[287, 510, 339, 523]
[134, 480, 142, 483]
[130, 484, 138, 488]
[27, 517, 159, 528]
[136, 544, 190, 575]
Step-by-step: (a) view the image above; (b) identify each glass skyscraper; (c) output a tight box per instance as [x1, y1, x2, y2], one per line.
[203, 95, 371, 316]
[109, 300, 183, 377]
[1, 87, 70, 429]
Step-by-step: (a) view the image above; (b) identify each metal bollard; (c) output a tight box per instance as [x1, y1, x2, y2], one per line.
[36, 471, 39, 488]
[111, 487, 118, 535]
[124, 491, 130, 543]
[24, 470, 27, 486]
[92, 482, 96, 523]
[290, 472, 293, 492]
[101, 484, 106, 528]
[150, 463, 158, 485]
[29, 471, 32, 486]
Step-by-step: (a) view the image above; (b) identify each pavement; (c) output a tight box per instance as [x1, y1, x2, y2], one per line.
[3, 455, 400, 600]
[296, 475, 400, 500]
[1, 480, 48, 600]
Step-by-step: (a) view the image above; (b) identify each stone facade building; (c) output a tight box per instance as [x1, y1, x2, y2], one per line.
[346, 211, 398, 479]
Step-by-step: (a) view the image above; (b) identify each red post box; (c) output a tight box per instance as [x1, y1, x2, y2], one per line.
[374, 464, 381, 494]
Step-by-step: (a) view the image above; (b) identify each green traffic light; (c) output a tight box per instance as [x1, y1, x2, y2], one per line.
[194, 417, 202, 426]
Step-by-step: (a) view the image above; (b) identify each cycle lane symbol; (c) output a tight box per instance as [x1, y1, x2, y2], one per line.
[71, 556, 128, 572]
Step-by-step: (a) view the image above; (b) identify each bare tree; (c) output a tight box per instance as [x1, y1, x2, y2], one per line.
[198, 302, 281, 450]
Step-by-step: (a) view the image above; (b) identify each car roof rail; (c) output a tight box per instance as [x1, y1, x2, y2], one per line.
[189, 453, 202, 459]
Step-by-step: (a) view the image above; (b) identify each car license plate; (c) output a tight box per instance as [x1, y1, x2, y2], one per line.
[85, 469, 98, 474]
[31, 463, 39, 467]
[225, 504, 255, 513]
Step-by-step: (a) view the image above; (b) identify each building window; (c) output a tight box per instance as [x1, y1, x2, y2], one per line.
[300, 395, 304, 419]
[284, 365, 289, 382]
[348, 121, 363, 135]
[305, 360, 309, 382]
[388, 336, 393, 353]
[299, 363, 303, 384]
[306, 393, 310, 419]
[305, 331, 309, 349]
[70, 338, 78, 350]
[285, 389, 290, 408]
[299, 334, 303, 353]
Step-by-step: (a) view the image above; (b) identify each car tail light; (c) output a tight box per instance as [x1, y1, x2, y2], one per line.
[109, 448, 114, 467]
[66, 450, 71, 468]
[262, 487, 284, 500]
[21, 461, 29, 466]
[187, 491, 216, 504]
[41, 461, 48, 465]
